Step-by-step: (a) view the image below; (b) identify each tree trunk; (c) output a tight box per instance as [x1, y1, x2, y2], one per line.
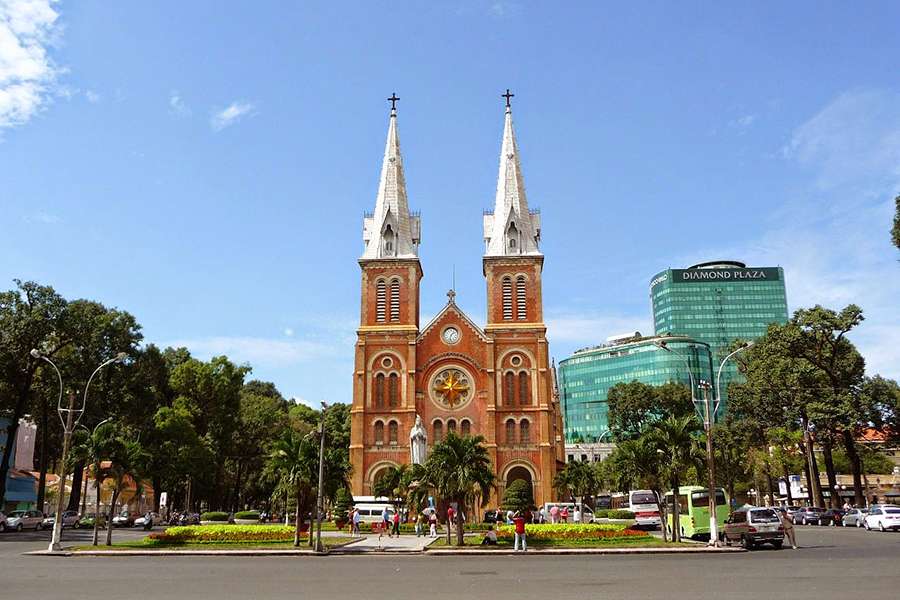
[456, 498, 465, 547]
[783, 463, 794, 506]
[672, 473, 681, 543]
[821, 437, 839, 508]
[765, 471, 776, 507]
[656, 490, 668, 543]
[446, 505, 452, 547]
[92, 472, 102, 546]
[801, 417, 824, 507]
[841, 429, 864, 507]
[67, 460, 85, 512]
[152, 476, 162, 513]
[233, 461, 243, 513]
[293, 486, 302, 547]
[36, 401, 49, 511]
[106, 487, 119, 546]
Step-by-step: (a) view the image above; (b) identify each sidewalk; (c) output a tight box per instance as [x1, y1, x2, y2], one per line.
[334, 533, 436, 553]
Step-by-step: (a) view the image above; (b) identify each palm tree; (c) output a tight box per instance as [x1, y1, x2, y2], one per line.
[266, 427, 319, 547]
[553, 459, 597, 508]
[607, 436, 669, 541]
[372, 463, 410, 509]
[103, 435, 148, 546]
[649, 414, 703, 543]
[69, 421, 118, 546]
[424, 433, 496, 546]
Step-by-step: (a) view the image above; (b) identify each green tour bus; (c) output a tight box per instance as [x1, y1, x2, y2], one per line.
[665, 486, 730, 539]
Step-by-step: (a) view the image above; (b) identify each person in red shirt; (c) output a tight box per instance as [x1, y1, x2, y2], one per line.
[447, 506, 456, 534]
[512, 512, 527, 552]
[392, 510, 401, 537]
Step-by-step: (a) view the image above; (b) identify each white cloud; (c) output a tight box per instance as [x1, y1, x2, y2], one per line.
[729, 113, 757, 133]
[22, 210, 59, 223]
[84, 89, 99, 103]
[168, 89, 189, 116]
[690, 89, 900, 381]
[283, 327, 294, 337]
[162, 335, 340, 368]
[489, 1, 520, 17]
[0, 0, 61, 129]
[210, 100, 255, 131]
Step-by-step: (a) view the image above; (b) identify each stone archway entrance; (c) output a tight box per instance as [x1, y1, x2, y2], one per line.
[505, 465, 535, 507]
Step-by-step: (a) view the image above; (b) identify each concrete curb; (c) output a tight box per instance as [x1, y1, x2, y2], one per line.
[26, 549, 330, 557]
[424, 546, 746, 555]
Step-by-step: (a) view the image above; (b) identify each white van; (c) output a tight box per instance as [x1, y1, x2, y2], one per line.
[353, 503, 395, 524]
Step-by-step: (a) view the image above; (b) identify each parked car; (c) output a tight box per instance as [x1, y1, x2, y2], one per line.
[0, 512, 7, 532]
[133, 512, 161, 528]
[795, 507, 827, 525]
[842, 508, 869, 527]
[863, 507, 900, 531]
[785, 506, 802, 523]
[42, 511, 80, 529]
[74, 513, 107, 529]
[112, 510, 136, 527]
[823, 508, 846, 526]
[723, 507, 785, 549]
[6, 510, 45, 531]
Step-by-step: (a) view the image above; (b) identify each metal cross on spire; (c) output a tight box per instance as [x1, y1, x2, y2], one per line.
[387, 92, 400, 111]
[502, 88, 514, 108]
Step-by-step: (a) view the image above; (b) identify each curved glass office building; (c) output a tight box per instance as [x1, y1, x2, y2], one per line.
[650, 260, 789, 412]
[558, 335, 712, 443]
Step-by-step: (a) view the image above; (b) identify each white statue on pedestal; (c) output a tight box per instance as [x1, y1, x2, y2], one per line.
[409, 415, 428, 465]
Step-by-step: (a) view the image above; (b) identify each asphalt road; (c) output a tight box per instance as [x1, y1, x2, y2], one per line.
[2, 525, 898, 600]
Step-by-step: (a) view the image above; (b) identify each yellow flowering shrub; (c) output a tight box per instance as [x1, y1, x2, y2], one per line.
[149, 525, 298, 544]
[496, 523, 649, 541]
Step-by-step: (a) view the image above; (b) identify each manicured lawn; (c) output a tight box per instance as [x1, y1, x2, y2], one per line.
[70, 536, 359, 552]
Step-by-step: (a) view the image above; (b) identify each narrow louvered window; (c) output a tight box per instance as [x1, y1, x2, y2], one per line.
[375, 280, 386, 323]
[506, 419, 516, 445]
[374, 421, 384, 444]
[375, 373, 385, 408]
[433, 421, 443, 443]
[461, 419, 471, 436]
[518, 371, 530, 406]
[520, 420, 530, 444]
[502, 276, 513, 320]
[447, 419, 457, 435]
[388, 373, 399, 407]
[390, 279, 400, 322]
[516, 275, 527, 320]
[504, 371, 516, 406]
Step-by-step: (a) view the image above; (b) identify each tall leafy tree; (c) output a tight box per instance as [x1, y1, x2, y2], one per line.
[553, 459, 597, 506]
[607, 381, 693, 441]
[424, 433, 496, 546]
[501, 479, 535, 515]
[649, 414, 703, 543]
[892, 194, 900, 251]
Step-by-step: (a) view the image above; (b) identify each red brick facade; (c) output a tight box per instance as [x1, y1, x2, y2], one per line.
[349, 252, 565, 507]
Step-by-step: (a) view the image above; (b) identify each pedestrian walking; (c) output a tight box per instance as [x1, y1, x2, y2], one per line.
[429, 512, 438, 538]
[780, 510, 797, 549]
[352, 507, 361, 535]
[549, 505, 559, 524]
[392, 510, 401, 537]
[447, 506, 456, 534]
[415, 512, 425, 537]
[512, 512, 527, 552]
[574, 507, 582, 524]
[561, 506, 569, 524]
[382, 506, 392, 538]
[539, 507, 547, 524]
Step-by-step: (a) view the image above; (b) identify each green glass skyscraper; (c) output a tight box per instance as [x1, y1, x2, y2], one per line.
[650, 260, 789, 411]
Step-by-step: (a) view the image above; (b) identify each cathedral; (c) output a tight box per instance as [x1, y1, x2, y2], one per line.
[349, 93, 565, 508]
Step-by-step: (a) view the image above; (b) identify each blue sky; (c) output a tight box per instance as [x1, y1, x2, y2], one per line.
[2, 1, 899, 405]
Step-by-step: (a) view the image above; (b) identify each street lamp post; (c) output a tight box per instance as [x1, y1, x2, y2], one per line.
[32, 350, 126, 552]
[314, 402, 328, 554]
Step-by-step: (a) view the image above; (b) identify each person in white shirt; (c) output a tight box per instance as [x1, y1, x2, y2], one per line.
[574, 508, 582, 524]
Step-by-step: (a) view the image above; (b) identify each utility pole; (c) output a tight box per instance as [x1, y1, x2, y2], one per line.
[50, 391, 77, 552]
[314, 402, 328, 554]
[698, 380, 720, 547]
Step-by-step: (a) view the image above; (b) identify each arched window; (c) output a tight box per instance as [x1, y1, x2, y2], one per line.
[375, 280, 386, 323]
[506, 419, 517, 445]
[383, 225, 395, 255]
[388, 420, 398, 444]
[388, 373, 399, 407]
[460, 419, 471, 436]
[518, 372, 530, 406]
[507, 222, 519, 252]
[389, 279, 401, 322]
[374, 373, 385, 408]
[447, 419, 457, 435]
[520, 419, 530, 444]
[516, 275, 527, 320]
[504, 371, 516, 406]
[374, 421, 384, 445]
[501, 276, 513, 320]
[433, 420, 443, 443]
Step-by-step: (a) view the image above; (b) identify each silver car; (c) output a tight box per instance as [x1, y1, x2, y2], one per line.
[6, 510, 44, 531]
[42, 510, 81, 529]
[842, 508, 868, 527]
[723, 507, 785, 549]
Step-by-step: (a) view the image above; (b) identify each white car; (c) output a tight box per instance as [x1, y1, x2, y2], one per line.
[42, 511, 81, 529]
[6, 510, 45, 531]
[863, 507, 900, 531]
[133, 512, 161, 528]
[842, 508, 868, 527]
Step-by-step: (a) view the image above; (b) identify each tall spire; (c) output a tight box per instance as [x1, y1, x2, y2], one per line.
[483, 91, 541, 257]
[362, 95, 420, 260]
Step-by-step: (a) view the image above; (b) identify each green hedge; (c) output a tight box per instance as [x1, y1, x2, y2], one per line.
[149, 525, 296, 544]
[593, 509, 635, 520]
[200, 512, 230, 522]
[234, 511, 260, 520]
